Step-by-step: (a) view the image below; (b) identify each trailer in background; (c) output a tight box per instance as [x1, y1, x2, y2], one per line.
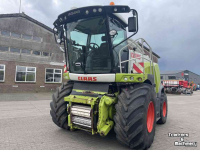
[162, 80, 184, 94]
[162, 80, 193, 95]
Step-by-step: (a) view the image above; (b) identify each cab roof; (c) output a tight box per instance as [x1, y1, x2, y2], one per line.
[54, 5, 130, 27]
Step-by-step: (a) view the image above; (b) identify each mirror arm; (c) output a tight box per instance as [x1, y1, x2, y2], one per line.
[112, 32, 137, 49]
[112, 9, 138, 49]
[53, 27, 58, 44]
[63, 36, 69, 66]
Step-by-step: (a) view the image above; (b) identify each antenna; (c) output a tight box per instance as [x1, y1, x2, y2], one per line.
[19, 0, 21, 13]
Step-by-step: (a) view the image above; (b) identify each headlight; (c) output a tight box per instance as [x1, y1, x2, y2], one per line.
[124, 77, 128, 81]
[98, 8, 102, 12]
[85, 10, 89, 14]
[130, 77, 134, 80]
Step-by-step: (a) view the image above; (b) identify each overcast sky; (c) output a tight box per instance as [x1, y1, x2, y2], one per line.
[0, 0, 200, 74]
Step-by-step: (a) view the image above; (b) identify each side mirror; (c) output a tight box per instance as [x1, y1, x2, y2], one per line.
[128, 17, 137, 32]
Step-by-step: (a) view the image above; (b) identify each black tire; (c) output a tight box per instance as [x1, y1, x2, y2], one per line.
[157, 92, 168, 124]
[50, 81, 73, 129]
[114, 83, 156, 149]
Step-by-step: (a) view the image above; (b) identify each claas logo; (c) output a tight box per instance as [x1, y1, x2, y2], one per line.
[131, 53, 141, 59]
[78, 77, 97, 81]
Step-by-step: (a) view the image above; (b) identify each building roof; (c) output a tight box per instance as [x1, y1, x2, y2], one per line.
[0, 13, 53, 33]
[161, 70, 200, 77]
[137, 42, 160, 58]
[161, 70, 185, 75]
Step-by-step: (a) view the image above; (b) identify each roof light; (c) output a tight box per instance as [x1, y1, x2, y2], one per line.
[85, 10, 89, 14]
[93, 9, 97, 13]
[110, 2, 115, 5]
[98, 8, 102, 12]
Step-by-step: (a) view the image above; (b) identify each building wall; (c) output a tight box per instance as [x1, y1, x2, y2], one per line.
[0, 14, 66, 93]
[0, 60, 67, 93]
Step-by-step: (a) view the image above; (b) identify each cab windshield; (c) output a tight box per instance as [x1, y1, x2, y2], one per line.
[66, 17, 112, 74]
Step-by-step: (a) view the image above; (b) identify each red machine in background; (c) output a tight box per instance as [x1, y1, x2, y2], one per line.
[182, 81, 193, 95]
[162, 80, 192, 94]
[193, 83, 197, 91]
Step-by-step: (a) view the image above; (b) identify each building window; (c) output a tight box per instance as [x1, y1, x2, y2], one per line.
[33, 51, 40, 56]
[43, 52, 49, 56]
[21, 49, 31, 54]
[33, 36, 42, 42]
[10, 47, 20, 53]
[22, 34, 32, 40]
[1, 31, 10, 36]
[45, 68, 62, 83]
[11, 32, 21, 38]
[16, 66, 36, 82]
[168, 76, 176, 79]
[0, 64, 5, 82]
[160, 76, 163, 79]
[0, 46, 9, 52]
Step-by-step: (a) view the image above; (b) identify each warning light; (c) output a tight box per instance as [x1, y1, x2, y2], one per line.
[110, 2, 115, 5]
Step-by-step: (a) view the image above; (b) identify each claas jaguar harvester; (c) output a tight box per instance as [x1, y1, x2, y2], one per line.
[50, 2, 168, 150]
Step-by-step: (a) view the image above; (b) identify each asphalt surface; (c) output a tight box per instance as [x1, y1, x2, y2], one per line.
[0, 91, 200, 150]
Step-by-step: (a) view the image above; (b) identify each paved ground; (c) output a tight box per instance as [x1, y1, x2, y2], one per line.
[0, 92, 200, 150]
[0, 92, 53, 101]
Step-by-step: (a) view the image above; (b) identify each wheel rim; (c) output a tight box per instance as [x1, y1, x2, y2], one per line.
[163, 101, 167, 117]
[147, 101, 155, 133]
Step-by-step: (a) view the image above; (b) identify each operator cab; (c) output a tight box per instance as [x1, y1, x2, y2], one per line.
[53, 5, 138, 74]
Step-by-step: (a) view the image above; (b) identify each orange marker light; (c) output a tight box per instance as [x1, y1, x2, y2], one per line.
[110, 2, 115, 5]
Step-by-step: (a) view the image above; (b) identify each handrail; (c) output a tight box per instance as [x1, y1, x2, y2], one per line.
[118, 38, 155, 78]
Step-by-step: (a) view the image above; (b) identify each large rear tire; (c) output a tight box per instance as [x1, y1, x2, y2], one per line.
[50, 81, 73, 129]
[157, 92, 168, 124]
[114, 83, 156, 149]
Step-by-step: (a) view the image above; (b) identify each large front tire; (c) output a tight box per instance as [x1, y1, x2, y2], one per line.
[50, 81, 73, 129]
[114, 84, 156, 149]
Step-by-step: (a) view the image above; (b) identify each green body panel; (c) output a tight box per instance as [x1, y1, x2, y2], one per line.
[65, 94, 98, 105]
[97, 95, 117, 136]
[115, 62, 161, 93]
[73, 89, 107, 95]
[153, 63, 161, 93]
[63, 72, 70, 80]
[115, 73, 146, 82]
[144, 62, 161, 93]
